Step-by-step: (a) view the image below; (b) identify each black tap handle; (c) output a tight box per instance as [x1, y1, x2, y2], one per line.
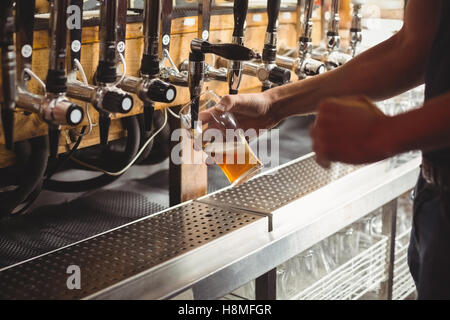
[143, 102, 154, 132]
[49, 127, 60, 160]
[99, 115, 111, 147]
[69, 0, 83, 70]
[198, 0, 212, 40]
[102, 91, 134, 114]
[46, 0, 70, 94]
[1, 107, 14, 150]
[1, 3, 16, 150]
[141, 0, 161, 76]
[233, 0, 249, 38]
[267, 0, 281, 33]
[16, 0, 36, 81]
[147, 79, 177, 103]
[161, 0, 173, 53]
[269, 66, 291, 85]
[191, 39, 258, 61]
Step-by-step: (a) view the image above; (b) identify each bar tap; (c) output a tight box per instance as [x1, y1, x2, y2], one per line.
[188, 39, 258, 128]
[324, 0, 352, 69]
[66, 0, 134, 142]
[227, 0, 248, 95]
[15, 0, 85, 160]
[240, 0, 291, 91]
[348, 0, 365, 57]
[117, 0, 176, 132]
[91, 0, 136, 146]
[1, 0, 17, 150]
[275, 0, 325, 80]
[179, 0, 229, 83]
[159, 0, 189, 87]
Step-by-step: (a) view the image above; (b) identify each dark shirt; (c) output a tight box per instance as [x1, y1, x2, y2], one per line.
[423, 0, 450, 165]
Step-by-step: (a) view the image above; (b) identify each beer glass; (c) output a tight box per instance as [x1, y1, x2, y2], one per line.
[179, 90, 263, 186]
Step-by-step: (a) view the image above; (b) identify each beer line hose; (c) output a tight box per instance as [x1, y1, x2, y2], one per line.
[44, 114, 141, 193]
[70, 107, 167, 176]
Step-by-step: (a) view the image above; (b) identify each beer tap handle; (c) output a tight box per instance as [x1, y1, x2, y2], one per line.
[69, 0, 83, 71]
[96, 0, 117, 84]
[228, 0, 249, 95]
[46, 0, 70, 94]
[267, 0, 281, 34]
[190, 39, 259, 61]
[49, 128, 60, 161]
[101, 91, 134, 114]
[47, 100, 84, 159]
[16, 0, 36, 87]
[143, 102, 154, 132]
[1, 1, 16, 150]
[262, 0, 281, 64]
[116, 0, 128, 59]
[233, 0, 248, 38]
[268, 66, 291, 85]
[349, 0, 365, 57]
[146, 79, 176, 103]
[198, 0, 212, 41]
[141, 0, 161, 76]
[141, 0, 162, 132]
[99, 115, 111, 147]
[161, 0, 173, 55]
[327, 0, 341, 52]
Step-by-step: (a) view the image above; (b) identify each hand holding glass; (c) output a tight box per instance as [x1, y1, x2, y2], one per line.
[179, 90, 263, 186]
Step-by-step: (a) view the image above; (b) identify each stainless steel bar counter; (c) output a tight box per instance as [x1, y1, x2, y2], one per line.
[0, 153, 421, 300]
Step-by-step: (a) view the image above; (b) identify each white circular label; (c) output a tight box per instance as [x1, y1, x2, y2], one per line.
[70, 109, 83, 124]
[252, 14, 262, 22]
[201, 30, 209, 41]
[162, 34, 170, 46]
[21, 45, 33, 58]
[117, 41, 126, 53]
[282, 12, 291, 20]
[166, 88, 175, 102]
[122, 97, 133, 111]
[184, 18, 195, 26]
[71, 40, 81, 53]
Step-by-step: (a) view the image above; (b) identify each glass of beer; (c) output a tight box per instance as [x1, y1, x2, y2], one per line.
[179, 90, 263, 186]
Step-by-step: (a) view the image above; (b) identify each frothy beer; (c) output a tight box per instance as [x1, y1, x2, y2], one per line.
[204, 139, 262, 185]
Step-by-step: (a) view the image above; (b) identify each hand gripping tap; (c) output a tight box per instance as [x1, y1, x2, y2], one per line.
[188, 39, 259, 128]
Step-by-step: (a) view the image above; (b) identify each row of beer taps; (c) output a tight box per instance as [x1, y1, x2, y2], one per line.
[2, 0, 365, 150]
[0, 0, 365, 215]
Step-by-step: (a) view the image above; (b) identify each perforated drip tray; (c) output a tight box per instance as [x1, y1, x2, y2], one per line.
[199, 154, 359, 215]
[0, 201, 264, 299]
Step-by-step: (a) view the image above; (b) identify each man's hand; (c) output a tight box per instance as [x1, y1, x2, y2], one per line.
[199, 92, 279, 135]
[310, 95, 393, 167]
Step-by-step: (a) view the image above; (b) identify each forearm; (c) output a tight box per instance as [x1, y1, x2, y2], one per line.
[380, 92, 450, 156]
[266, 32, 426, 120]
[265, 0, 440, 122]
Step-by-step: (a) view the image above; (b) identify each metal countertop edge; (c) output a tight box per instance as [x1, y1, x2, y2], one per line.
[87, 157, 420, 300]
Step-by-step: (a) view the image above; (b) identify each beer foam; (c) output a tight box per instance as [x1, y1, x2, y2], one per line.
[203, 141, 246, 154]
